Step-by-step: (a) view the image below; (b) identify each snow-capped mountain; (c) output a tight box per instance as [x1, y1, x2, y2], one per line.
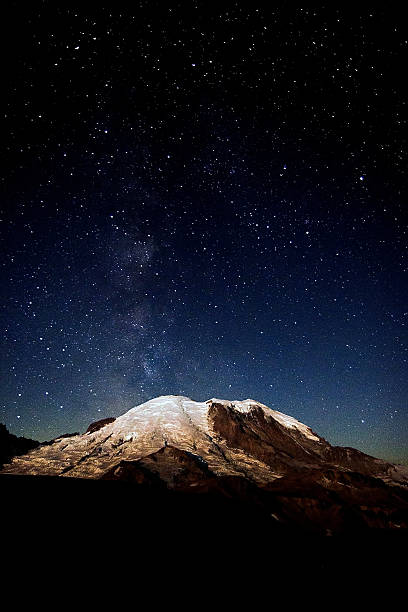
[2, 395, 407, 533]
[1, 395, 319, 480]
[1, 395, 405, 482]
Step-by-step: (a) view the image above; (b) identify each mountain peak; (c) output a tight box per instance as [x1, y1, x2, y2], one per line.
[2, 394, 408, 533]
[1, 394, 406, 487]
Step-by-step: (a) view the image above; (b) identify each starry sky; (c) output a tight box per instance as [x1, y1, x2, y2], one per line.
[1, 4, 407, 464]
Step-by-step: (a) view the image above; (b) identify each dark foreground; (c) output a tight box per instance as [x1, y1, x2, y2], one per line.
[1, 473, 407, 586]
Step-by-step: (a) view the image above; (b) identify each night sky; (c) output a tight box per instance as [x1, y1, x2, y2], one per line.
[1, 4, 407, 464]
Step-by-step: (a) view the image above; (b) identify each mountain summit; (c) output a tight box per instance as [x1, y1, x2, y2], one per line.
[2, 395, 408, 533]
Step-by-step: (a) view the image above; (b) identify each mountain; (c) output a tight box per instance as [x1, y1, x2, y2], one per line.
[2, 395, 407, 537]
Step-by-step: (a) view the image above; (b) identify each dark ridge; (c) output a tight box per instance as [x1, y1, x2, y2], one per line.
[1, 472, 407, 582]
[57, 432, 80, 439]
[40, 431, 80, 446]
[86, 417, 116, 434]
[0, 423, 40, 469]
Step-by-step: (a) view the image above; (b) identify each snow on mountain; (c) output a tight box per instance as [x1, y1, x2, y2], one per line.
[1, 396, 282, 481]
[2, 395, 406, 488]
[235, 398, 321, 441]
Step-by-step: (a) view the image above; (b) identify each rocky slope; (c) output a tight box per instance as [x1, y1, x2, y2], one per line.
[2, 395, 407, 533]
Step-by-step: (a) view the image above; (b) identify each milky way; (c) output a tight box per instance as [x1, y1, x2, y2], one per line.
[1, 5, 407, 464]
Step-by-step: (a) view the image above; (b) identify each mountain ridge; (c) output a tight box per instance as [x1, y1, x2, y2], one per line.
[2, 395, 407, 534]
[2, 395, 406, 483]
